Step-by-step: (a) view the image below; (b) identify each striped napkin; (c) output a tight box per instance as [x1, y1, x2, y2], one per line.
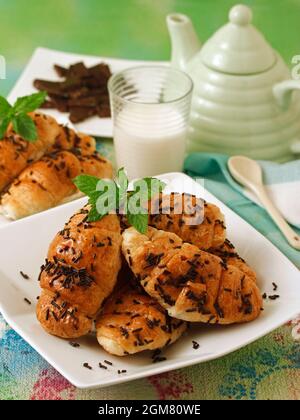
[184, 153, 300, 268]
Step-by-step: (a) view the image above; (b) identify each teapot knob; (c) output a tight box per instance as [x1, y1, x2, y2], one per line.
[229, 4, 252, 26]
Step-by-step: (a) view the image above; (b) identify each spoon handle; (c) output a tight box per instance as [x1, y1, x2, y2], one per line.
[254, 184, 300, 250]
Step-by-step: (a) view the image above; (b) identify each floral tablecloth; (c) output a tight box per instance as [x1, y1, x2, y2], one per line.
[1, 314, 300, 400]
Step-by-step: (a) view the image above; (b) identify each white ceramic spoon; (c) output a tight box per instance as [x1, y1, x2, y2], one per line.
[228, 155, 300, 250]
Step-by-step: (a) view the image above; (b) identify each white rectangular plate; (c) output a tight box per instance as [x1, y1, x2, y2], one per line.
[0, 172, 299, 389]
[7, 47, 167, 138]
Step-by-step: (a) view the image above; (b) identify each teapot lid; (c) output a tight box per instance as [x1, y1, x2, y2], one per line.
[200, 4, 276, 74]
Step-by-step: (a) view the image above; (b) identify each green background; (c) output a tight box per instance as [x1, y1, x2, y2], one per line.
[1, 0, 300, 95]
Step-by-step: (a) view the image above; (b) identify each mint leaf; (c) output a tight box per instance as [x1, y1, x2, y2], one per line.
[127, 212, 148, 234]
[73, 169, 166, 233]
[95, 180, 118, 215]
[0, 92, 49, 142]
[12, 114, 38, 142]
[74, 175, 118, 222]
[87, 204, 106, 222]
[73, 174, 101, 196]
[0, 116, 11, 139]
[0, 97, 12, 119]
[13, 91, 47, 114]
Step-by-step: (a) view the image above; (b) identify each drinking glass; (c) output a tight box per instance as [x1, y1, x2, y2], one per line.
[108, 66, 193, 179]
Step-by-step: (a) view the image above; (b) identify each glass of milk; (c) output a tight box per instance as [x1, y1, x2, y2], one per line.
[108, 66, 193, 179]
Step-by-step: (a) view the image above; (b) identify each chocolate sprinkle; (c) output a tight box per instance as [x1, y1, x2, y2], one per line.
[40, 259, 94, 289]
[20, 271, 30, 280]
[144, 253, 164, 269]
[214, 301, 224, 318]
[192, 340, 200, 349]
[99, 362, 108, 370]
[83, 362, 92, 370]
[69, 342, 80, 348]
[24, 298, 31, 305]
[268, 294, 280, 301]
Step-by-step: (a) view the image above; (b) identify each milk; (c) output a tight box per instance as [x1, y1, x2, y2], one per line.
[113, 105, 187, 179]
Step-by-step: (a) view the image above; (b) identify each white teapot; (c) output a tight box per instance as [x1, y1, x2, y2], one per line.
[167, 4, 300, 161]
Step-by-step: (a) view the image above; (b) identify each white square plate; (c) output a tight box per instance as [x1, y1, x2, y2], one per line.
[0, 172, 299, 389]
[7, 47, 167, 138]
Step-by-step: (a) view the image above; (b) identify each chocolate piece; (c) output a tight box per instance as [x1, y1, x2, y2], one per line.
[33, 61, 112, 122]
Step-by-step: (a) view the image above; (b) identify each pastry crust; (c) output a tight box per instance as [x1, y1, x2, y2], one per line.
[96, 278, 187, 356]
[50, 125, 96, 155]
[78, 151, 113, 179]
[209, 239, 257, 283]
[121, 193, 226, 250]
[1, 150, 113, 220]
[0, 112, 60, 192]
[36, 206, 122, 338]
[37, 289, 93, 339]
[122, 227, 262, 325]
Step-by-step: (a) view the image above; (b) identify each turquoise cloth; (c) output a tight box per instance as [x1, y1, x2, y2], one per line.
[184, 153, 300, 269]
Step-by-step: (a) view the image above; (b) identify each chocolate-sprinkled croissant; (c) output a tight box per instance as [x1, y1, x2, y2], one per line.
[50, 124, 96, 155]
[121, 193, 226, 251]
[122, 227, 262, 325]
[142, 194, 255, 284]
[1, 149, 112, 220]
[0, 112, 60, 193]
[209, 239, 257, 283]
[96, 275, 187, 356]
[36, 206, 122, 339]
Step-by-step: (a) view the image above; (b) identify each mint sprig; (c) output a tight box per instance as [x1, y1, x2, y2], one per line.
[0, 91, 47, 141]
[73, 168, 166, 234]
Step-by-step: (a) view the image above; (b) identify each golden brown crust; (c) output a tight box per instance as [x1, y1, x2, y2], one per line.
[36, 206, 122, 338]
[149, 194, 226, 250]
[122, 227, 262, 325]
[0, 112, 61, 192]
[121, 193, 226, 250]
[1, 150, 113, 220]
[77, 151, 113, 179]
[36, 290, 93, 339]
[209, 239, 257, 283]
[50, 125, 96, 155]
[96, 281, 187, 356]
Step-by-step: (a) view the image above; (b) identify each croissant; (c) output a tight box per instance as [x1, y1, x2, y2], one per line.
[0, 112, 60, 192]
[122, 227, 263, 325]
[36, 206, 122, 338]
[78, 151, 113, 179]
[50, 125, 96, 155]
[0, 149, 113, 220]
[121, 193, 226, 250]
[209, 239, 257, 283]
[96, 270, 187, 356]
[147, 195, 256, 281]
[142, 194, 255, 282]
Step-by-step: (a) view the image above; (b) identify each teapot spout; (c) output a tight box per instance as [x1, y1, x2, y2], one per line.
[166, 13, 201, 71]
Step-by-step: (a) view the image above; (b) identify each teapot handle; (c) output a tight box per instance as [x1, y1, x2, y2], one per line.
[273, 79, 300, 110]
[290, 139, 300, 154]
[273, 80, 300, 154]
